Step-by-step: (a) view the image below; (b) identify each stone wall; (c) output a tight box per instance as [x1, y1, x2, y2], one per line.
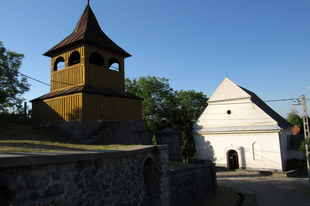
[132, 130, 183, 162]
[0, 146, 169, 206]
[170, 161, 217, 206]
[0, 146, 217, 206]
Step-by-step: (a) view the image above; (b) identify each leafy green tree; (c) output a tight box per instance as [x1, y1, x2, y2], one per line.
[0, 41, 30, 114]
[125, 76, 209, 160]
[175, 90, 207, 160]
[287, 108, 303, 128]
[125, 76, 177, 132]
[177, 89, 208, 122]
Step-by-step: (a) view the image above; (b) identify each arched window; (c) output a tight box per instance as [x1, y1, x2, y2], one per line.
[253, 142, 262, 160]
[89, 52, 104, 66]
[68, 51, 80, 66]
[108, 58, 120, 72]
[54, 57, 65, 71]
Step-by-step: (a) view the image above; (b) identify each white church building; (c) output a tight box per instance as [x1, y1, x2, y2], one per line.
[193, 78, 293, 171]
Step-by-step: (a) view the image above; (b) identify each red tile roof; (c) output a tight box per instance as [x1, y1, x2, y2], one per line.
[43, 5, 131, 58]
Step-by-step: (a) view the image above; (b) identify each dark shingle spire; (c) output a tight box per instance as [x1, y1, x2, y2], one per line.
[44, 4, 131, 58]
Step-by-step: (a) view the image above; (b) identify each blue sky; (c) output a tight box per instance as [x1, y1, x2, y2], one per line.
[1, 0, 310, 118]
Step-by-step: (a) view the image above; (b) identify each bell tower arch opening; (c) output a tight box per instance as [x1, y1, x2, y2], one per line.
[108, 58, 120, 72]
[89, 52, 104, 67]
[54, 56, 65, 71]
[68, 51, 81, 66]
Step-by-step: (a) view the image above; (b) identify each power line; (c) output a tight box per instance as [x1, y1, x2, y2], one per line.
[18, 71, 50, 86]
[12, 68, 309, 106]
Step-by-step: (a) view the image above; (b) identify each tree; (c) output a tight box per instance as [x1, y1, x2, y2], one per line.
[0, 41, 30, 114]
[175, 90, 208, 160]
[177, 89, 208, 122]
[125, 76, 209, 160]
[125, 76, 177, 132]
[287, 108, 303, 128]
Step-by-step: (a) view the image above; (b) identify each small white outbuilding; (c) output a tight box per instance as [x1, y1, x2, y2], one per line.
[193, 78, 293, 171]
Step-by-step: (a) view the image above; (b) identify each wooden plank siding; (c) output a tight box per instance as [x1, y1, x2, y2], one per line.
[84, 44, 125, 91]
[50, 44, 125, 92]
[50, 45, 85, 92]
[32, 93, 142, 122]
[32, 94, 83, 122]
[82, 94, 142, 120]
[51, 64, 84, 91]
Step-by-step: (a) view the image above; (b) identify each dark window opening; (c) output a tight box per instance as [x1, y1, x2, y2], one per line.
[89, 52, 104, 66]
[227, 110, 232, 115]
[54, 57, 65, 71]
[108, 58, 120, 72]
[69, 51, 81, 66]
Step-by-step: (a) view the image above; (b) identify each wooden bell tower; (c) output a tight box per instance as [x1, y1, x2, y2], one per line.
[31, 2, 142, 122]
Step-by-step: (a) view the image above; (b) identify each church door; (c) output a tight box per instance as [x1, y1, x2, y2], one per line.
[228, 150, 239, 170]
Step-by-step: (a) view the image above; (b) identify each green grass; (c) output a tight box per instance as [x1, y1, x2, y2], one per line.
[169, 160, 195, 169]
[0, 121, 130, 153]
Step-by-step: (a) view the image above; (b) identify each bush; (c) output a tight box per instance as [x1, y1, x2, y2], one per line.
[286, 158, 307, 171]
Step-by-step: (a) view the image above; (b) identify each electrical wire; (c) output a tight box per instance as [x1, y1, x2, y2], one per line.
[11, 67, 307, 105]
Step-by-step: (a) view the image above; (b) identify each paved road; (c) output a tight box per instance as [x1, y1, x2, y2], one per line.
[217, 171, 310, 206]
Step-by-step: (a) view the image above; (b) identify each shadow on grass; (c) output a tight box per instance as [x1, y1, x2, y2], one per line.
[195, 185, 240, 206]
[0, 122, 83, 145]
[0, 142, 89, 152]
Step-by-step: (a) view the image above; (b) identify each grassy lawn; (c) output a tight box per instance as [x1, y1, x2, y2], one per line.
[0, 121, 130, 153]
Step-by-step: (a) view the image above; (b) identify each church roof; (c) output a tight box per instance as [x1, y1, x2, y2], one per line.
[43, 4, 131, 57]
[240, 86, 292, 129]
[30, 85, 143, 102]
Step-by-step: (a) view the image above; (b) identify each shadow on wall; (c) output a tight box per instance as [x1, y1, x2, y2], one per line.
[67, 107, 82, 120]
[142, 158, 161, 205]
[195, 138, 217, 162]
[206, 141, 217, 162]
[239, 146, 246, 169]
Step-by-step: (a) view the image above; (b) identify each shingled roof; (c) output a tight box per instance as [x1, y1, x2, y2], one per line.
[240, 86, 292, 129]
[30, 85, 143, 103]
[43, 4, 131, 57]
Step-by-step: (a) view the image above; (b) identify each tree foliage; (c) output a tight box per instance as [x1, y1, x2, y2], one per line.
[125, 76, 208, 160]
[0, 41, 30, 113]
[125, 76, 178, 132]
[287, 108, 303, 128]
[177, 89, 208, 121]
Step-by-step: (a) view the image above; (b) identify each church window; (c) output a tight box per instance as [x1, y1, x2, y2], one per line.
[69, 51, 81, 66]
[54, 57, 65, 71]
[89, 52, 104, 66]
[108, 58, 120, 72]
[227, 110, 231, 115]
[253, 142, 262, 160]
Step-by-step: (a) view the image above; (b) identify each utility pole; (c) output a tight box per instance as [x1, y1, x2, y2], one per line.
[301, 95, 310, 187]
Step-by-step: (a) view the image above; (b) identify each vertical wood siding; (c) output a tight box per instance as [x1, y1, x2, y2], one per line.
[82, 94, 142, 120]
[84, 44, 125, 91]
[33, 43, 139, 122]
[50, 45, 85, 92]
[51, 65, 84, 91]
[32, 94, 83, 122]
[32, 93, 142, 122]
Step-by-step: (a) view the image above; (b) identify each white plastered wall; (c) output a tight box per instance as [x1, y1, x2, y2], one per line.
[194, 132, 284, 171]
